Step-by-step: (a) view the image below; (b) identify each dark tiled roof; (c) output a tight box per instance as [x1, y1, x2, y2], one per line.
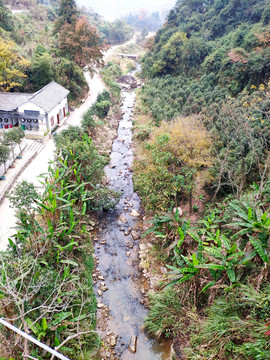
[0, 93, 32, 111]
[30, 81, 70, 112]
[0, 82, 69, 113]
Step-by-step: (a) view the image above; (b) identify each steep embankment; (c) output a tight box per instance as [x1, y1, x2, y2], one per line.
[131, 1, 270, 359]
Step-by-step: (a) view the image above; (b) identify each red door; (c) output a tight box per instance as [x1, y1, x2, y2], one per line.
[63, 107, 66, 117]
[57, 113, 60, 124]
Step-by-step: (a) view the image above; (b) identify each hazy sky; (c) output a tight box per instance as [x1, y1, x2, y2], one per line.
[76, 0, 176, 20]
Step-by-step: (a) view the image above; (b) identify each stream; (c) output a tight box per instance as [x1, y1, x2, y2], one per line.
[94, 74, 171, 359]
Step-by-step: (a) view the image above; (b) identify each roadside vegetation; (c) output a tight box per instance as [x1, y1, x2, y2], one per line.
[132, 0, 270, 358]
[0, 88, 119, 359]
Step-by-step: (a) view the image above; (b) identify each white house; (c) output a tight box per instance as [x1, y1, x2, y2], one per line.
[0, 82, 69, 135]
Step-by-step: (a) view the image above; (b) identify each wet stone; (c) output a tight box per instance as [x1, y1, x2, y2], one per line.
[130, 209, 140, 217]
[110, 335, 117, 347]
[124, 231, 129, 236]
[119, 214, 128, 224]
[128, 335, 137, 354]
[131, 230, 139, 240]
[100, 285, 108, 292]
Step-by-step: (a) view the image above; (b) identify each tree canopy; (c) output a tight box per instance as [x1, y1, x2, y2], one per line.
[58, 16, 105, 68]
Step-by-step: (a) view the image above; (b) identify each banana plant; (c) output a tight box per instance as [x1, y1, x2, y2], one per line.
[199, 234, 244, 284]
[167, 237, 204, 286]
[229, 201, 270, 236]
[228, 200, 270, 265]
[26, 317, 48, 341]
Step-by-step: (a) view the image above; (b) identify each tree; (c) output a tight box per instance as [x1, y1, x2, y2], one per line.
[0, 141, 9, 173]
[3, 128, 25, 161]
[0, 38, 29, 91]
[206, 91, 269, 199]
[54, 57, 88, 100]
[53, 0, 78, 33]
[7, 180, 39, 216]
[58, 16, 105, 69]
[135, 116, 212, 212]
[11, 127, 25, 155]
[0, 0, 13, 31]
[94, 100, 110, 119]
[31, 53, 54, 89]
[161, 116, 212, 212]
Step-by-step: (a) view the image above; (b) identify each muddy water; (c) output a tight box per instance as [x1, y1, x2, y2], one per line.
[95, 88, 171, 359]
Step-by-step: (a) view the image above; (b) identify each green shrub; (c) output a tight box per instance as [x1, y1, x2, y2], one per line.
[144, 287, 184, 338]
[184, 286, 270, 359]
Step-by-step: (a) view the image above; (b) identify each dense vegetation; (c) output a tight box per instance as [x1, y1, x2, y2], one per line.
[132, 0, 270, 358]
[0, 0, 133, 100]
[0, 89, 118, 359]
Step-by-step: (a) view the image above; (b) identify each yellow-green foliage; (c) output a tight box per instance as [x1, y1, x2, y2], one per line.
[134, 116, 212, 212]
[151, 116, 212, 169]
[0, 38, 29, 91]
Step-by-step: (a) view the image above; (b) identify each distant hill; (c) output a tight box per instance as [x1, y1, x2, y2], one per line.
[76, 0, 176, 20]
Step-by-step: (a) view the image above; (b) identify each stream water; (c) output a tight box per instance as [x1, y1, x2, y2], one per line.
[94, 84, 171, 359]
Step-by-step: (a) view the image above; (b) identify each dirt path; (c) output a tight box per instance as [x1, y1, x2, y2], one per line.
[0, 72, 105, 251]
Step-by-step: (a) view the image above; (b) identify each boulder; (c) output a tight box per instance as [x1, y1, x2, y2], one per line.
[130, 209, 140, 217]
[116, 75, 137, 88]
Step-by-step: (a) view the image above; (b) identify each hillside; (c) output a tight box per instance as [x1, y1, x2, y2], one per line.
[132, 0, 270, 358]
[0, 0, 133, 101]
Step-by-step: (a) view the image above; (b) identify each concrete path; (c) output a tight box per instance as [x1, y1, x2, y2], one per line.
[0, 72, 105, 251]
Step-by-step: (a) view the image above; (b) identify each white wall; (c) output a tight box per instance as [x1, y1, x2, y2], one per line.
[47, 97, 68, 131]
[18, 102, 45, 114]
[18, 98, 68, 132]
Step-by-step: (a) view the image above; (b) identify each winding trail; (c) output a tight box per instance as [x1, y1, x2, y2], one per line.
[0, 36, 135, 250]
[0, 71, 105, 250]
